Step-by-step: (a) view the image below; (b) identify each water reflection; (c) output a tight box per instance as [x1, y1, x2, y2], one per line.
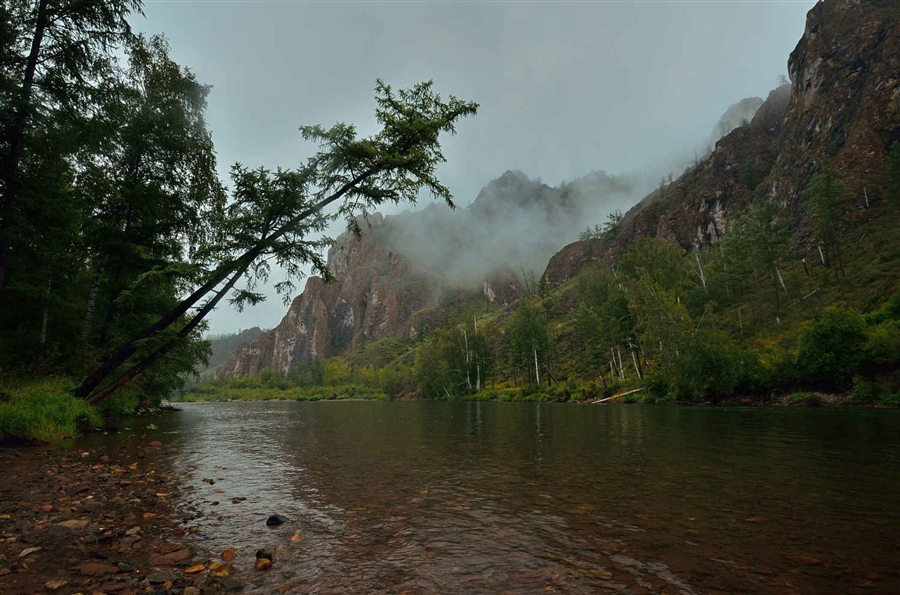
[138, 402, 899, 594]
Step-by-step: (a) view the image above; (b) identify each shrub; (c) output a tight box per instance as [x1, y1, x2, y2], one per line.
[0, 378, 102, 441]
[795, 307, 868, 388]
[850, 376, 888, 405]
[787, 392, 822, 407]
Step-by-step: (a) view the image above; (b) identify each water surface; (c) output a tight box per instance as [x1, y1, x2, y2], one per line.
[139, 402, 899, 594]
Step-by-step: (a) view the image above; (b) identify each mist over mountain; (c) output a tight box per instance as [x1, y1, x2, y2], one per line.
[373, 169, 648, 287]
[371, 93, 765, 289]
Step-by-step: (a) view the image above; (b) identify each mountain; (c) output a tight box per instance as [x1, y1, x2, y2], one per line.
[217, 0, 899, 381]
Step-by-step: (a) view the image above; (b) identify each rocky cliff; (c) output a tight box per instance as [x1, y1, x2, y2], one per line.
[215, 214, 449, 377]
[544, 0, 900, 288]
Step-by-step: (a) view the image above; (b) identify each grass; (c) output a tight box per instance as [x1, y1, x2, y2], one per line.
[178, 383, 390, 402]
[0, 377, 102, 442]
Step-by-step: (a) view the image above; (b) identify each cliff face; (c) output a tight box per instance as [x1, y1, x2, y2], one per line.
[215, 214, 448, 378]
[544, 0, 900, 288]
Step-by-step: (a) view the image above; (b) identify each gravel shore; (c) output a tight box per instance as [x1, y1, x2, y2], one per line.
[0, 441, 231, 595]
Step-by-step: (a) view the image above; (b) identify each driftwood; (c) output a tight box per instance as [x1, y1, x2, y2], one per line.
[593, 387, 643, 404]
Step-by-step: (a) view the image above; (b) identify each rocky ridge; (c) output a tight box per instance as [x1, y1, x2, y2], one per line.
[544, 0, 900, 288]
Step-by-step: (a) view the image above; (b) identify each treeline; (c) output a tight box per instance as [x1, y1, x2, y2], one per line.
[1, 2, 220, 413]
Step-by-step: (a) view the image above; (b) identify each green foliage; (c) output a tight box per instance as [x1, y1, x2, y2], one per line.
[794, 306, 867, 388]
[850, 376, 888, 405]
[579, 210, 623, 242]
[787, 392, 822, 407]
[887, 141, 900, 210]
[808, 163, 848, 276]
[181, 380, 388, 402]
[505, 298, 549, 385]
[0, 378, 102, 442]
[415, 314, 491, 398]
[739, 158, 759, 189]
[645, 329, 760, 402]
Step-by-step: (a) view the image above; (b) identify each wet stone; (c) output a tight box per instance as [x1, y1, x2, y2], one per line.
[147, 570, 176, 584]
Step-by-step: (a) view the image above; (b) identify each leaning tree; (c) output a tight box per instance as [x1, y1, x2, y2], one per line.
[74, 80, 478, 404]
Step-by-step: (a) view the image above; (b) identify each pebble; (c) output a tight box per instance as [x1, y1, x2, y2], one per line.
[254, 558, 272, 571]
[80, 562, 119, 576]
[222, 577, 245, 591]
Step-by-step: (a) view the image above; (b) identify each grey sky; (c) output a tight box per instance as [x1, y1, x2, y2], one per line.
[136, 0, 815, 335]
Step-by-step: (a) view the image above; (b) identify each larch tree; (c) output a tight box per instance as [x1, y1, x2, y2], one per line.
[74, 80, 478, 404]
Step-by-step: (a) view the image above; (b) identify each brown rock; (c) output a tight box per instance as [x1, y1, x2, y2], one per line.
[45, 579, 68, 590]
[80, 562, 119, 576]
[184, 564, 205, 574]
[149, 441, 163, 447]
[221, 549, 236, 561]
[784, 555, 823, 566]
[254, 558, 272, 571]
[149, 548, 191, 566]
[184, 588, 201, 595]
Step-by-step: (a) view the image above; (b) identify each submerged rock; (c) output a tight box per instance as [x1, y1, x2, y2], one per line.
[265, 514, 288, 526]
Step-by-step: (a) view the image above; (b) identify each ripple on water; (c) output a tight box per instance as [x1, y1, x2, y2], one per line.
[147, 401, 900, 594]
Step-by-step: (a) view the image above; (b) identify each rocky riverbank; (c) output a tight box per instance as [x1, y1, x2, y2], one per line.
[0, 442, 242, 595]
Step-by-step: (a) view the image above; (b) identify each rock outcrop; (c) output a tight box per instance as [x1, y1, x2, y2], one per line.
[215, 215, 448, 377]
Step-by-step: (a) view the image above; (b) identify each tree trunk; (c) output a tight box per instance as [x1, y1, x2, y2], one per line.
[39, 269, 51, 353]
[631, 348, 642, 379]
[82, 258, 106, 342]
[0, 0, 50, 293]
[75, 169, 373, 401]
[86, 263, 246, 404]
[533, 347, 540, 386]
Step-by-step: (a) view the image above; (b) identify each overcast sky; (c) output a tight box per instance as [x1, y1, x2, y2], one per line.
[135, 0, 816, 335]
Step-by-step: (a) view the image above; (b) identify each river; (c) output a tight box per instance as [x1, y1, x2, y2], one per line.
[105, 401, 900, 594]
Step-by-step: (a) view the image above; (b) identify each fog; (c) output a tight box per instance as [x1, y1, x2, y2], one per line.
[134, 0, 816, 334]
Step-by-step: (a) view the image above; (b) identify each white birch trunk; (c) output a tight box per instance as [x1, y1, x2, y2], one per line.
[40, 271, 52, 352]
[776, 268, 787, 292]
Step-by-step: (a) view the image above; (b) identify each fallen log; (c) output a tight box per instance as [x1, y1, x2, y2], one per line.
[593, 387, 643, 404]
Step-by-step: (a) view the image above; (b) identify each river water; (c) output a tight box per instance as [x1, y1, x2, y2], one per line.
[121, 401, 899, 594]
